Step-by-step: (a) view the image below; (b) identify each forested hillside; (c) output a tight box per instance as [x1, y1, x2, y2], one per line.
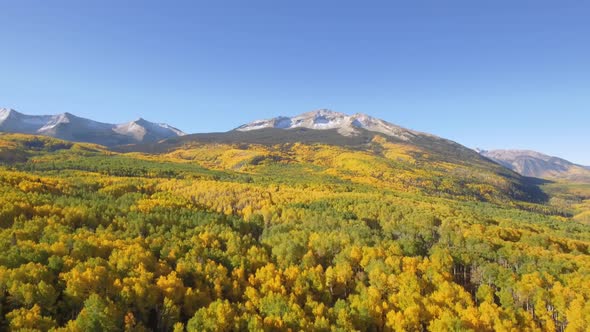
[1, 133, 589, 331]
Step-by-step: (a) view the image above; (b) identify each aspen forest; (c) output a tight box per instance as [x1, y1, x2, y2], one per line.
[0, 133, 589, 331]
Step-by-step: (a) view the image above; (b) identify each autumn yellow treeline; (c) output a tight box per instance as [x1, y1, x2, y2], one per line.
[0, 133, 589, 331]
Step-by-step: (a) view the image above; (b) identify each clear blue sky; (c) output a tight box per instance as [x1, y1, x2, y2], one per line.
[1, 1, 589, 164]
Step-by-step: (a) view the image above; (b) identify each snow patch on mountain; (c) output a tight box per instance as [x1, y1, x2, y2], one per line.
[0, 108, 186, 146]
[115, 118, 186, 141]
[38, 113, 72, 132]
[0, 108, 13, 122]
[235, 109, 430, 141]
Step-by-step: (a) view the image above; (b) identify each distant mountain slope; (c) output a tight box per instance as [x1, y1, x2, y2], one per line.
[136, 110, 492, 166]
[122, 109, 548, 204]
[236, 109, 433, 141]
[0, 108, 185, 146]
[480, 149, 590, 183]
[236, 111, 530, 171]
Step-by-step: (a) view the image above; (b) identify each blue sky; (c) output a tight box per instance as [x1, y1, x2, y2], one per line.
[1, 1, 589, 164]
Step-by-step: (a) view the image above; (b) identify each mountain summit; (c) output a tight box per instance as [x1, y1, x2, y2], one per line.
[0, 108, 185, 146]
[144, 109, 486, 164]
[235, 109, 431, 141]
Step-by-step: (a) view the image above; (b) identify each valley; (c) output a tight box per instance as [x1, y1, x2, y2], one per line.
[1, 109, 589, 330]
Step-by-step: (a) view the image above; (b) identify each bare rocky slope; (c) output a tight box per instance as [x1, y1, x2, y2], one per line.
[479, 149, 590, 183]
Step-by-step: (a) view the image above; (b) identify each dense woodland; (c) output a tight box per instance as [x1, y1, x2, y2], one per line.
[0, 133, 590, 331]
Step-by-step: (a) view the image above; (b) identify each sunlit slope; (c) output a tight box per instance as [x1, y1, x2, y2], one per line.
[1, 133, 590, 330]
[542, 182, 590, 224]
[122, 128, 547, 204]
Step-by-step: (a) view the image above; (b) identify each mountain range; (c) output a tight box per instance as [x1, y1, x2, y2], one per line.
[135, 109, 492, 169]
[2, 107, 588, 183]
[2, 110, 589, 331]
[235, 110, 590, 182]
[0, 108, 185, 146]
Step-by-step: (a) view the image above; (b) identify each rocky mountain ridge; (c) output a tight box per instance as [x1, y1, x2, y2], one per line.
[0, 108, 185, 146]
[479, 149, 590, 182]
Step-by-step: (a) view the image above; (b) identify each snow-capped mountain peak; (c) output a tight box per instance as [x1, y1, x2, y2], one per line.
[38, 113, 73, 132]
[0, 108, 16, 121]
[115, 118, 186, 141]
[235, 109, 427, 141]
[0, 108, 186, 146]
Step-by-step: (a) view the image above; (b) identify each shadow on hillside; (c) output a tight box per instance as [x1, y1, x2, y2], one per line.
[521, 176, 553, 203]
[112, 128, 375, 154]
